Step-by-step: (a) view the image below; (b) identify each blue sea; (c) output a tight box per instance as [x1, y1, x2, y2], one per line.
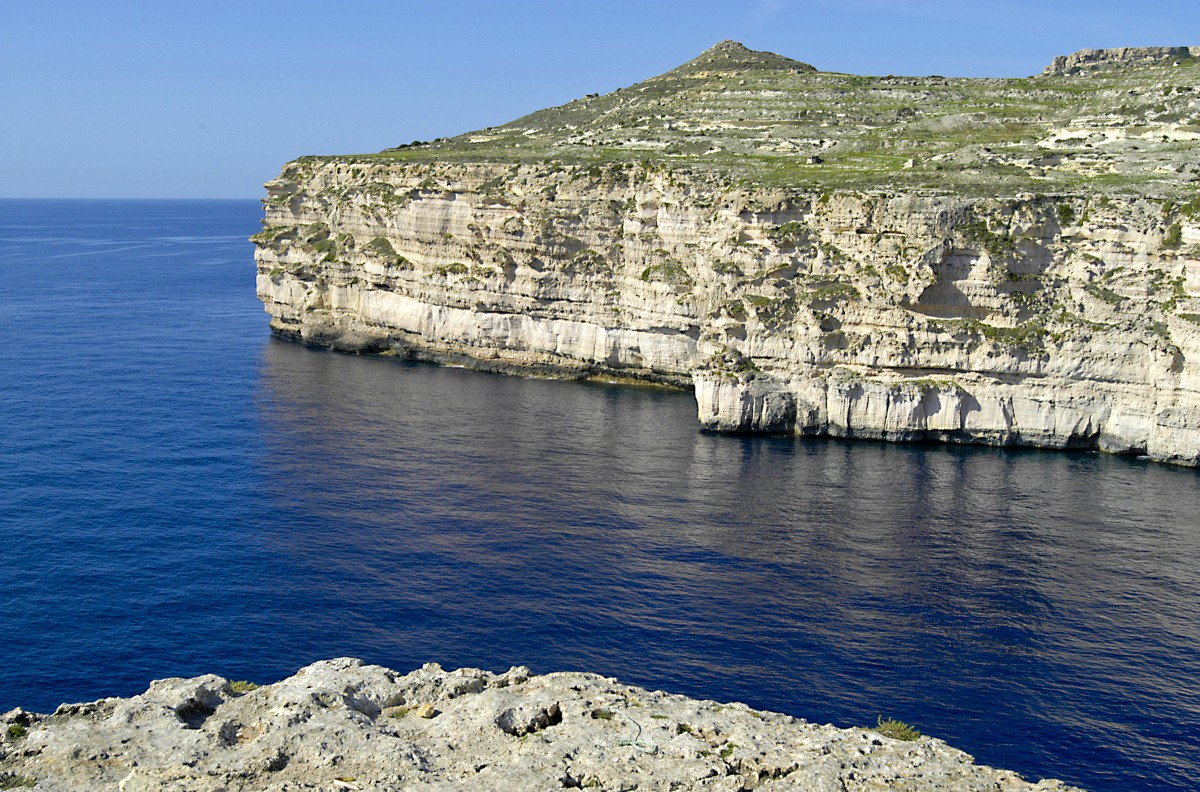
[1, 199, 1198, 790]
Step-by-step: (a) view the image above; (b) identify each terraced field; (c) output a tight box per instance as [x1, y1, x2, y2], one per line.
[355, 41, 1200, 197]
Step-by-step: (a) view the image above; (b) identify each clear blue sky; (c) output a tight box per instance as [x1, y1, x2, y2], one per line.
[3, 0, 1197, 198]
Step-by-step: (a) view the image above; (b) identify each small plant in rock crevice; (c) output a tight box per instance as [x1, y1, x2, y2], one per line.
[873, 714, 921, 741]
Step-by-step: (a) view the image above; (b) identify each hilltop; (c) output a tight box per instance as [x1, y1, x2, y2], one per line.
[348, 41, 1200, 197]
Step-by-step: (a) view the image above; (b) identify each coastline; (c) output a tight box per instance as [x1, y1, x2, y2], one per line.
[1, 659, 1081, 791]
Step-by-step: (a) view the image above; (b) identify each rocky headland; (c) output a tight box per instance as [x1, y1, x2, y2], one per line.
[254, 42, 1200, 465]
[0, 658, 1080, 790]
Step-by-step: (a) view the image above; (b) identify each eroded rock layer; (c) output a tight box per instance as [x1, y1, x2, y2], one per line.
[254, 44, 1200, 464]
[0, 659, 1079, 790]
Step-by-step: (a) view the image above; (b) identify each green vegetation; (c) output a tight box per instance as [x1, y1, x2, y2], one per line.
[6, 724, 28, 740]
[766, 221, 809, 246]
[388, 707, 412, 719]
[911, 378, 966, 394]
[433, 262, 470, 277]
[249, 224, 293, 244]
[300, 41, 1198, 199]
[640, 255, 692, 286]
[937, 318, 1048, 349]
[0, 773, 36, 789]
[1084, 283, 1126, 305]
[807, 282, 860, 304]
[571, 249, 610, 272]
[1160, 275, 1188, 310]
[366, 236, 396, 256]
[676, 723, 695, 735]
[311, 239, 337, 261]
[720, 743, 737, 759]
[745, 294, 798, 328]
[961, 220, 1017, 260]
[1057, 203, 1076, 225]
[228, 680, 259, 695]
[873, 715, 921, 741]
[707, 347, 761, 378]
[1163, 222, 1183, 248]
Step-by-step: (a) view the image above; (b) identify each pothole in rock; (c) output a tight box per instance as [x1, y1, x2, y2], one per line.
[176, 700, 219, 730]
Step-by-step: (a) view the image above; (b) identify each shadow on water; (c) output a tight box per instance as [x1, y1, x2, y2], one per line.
[253, 339, 1200, 792]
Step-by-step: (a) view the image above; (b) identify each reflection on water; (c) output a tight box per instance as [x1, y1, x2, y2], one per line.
[1, 200, 1196, 792]
[256, 339, 1200, 792]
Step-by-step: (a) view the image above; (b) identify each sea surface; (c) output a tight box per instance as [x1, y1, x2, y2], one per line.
[1, 199, 1198, 790]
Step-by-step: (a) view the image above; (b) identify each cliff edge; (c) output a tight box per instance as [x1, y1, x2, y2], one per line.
[254, 43, 1200, 465]
[0, 659, 1080, 790]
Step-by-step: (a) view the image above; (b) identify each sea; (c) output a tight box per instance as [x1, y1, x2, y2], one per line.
[1, 199, 1198, 791]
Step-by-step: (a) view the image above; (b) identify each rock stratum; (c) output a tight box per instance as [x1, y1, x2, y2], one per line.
[0, 658, 1080, 790]
[254, 42, 1200, 464]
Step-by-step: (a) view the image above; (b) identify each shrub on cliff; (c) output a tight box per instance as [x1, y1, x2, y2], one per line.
[873, 715, 921, 741]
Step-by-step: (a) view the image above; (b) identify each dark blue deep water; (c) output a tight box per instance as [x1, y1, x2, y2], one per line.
[1, 200, 1199, 790]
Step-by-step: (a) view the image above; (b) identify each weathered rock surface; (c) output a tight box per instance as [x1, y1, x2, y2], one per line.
[254, 43, 1200, 465]
[0, 659, 1081, 791]
[1044, 46, 1200, 75]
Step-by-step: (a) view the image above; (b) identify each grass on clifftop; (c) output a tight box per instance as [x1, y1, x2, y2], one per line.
[319, 41, 1200, 198]
[873, 715, 922, 741]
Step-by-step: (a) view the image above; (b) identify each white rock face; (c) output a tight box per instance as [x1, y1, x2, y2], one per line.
[0, 659, 1080, 791]
[254, 159, 1200, 465]
[1043, 46, 1200, 75]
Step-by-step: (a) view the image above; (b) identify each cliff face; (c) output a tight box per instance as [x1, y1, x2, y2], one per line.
[0, 658, 1080, 790]
[254, 43, 1200, 465]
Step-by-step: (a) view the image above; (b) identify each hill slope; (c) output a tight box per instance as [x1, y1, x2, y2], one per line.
[366, 40, 1200, 197]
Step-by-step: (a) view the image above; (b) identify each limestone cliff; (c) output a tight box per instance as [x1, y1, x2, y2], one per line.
[254, 43, 1200, 465]
[0, 659, 1080, 790]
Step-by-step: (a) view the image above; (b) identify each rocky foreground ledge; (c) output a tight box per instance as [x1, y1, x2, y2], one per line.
[0, 659, 1078, 791]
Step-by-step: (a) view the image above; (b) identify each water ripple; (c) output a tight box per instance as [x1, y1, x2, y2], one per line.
[0, 200, 1197, 790]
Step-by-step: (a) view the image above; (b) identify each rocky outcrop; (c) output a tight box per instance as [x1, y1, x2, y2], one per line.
[0, 658, 1080, 790]
[253, 44, 1200, 465]
[1044, 46, 1200, 75]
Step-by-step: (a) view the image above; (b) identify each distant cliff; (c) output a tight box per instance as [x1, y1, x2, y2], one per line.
[1044, 46, 1200, 75]
[0, 659, 1080, 790]
[254, 43, 1200, 465]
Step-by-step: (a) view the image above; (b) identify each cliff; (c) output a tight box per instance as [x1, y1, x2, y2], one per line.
[0, 658, 1079, 790]
[254, 42, 1200, 464]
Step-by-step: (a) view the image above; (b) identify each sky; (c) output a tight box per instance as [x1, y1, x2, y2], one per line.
[3, 0, 1198, 198]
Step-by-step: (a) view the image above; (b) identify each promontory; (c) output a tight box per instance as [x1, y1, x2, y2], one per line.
[254, 42, 1200, 465]
[0, 658, 1080, 790]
